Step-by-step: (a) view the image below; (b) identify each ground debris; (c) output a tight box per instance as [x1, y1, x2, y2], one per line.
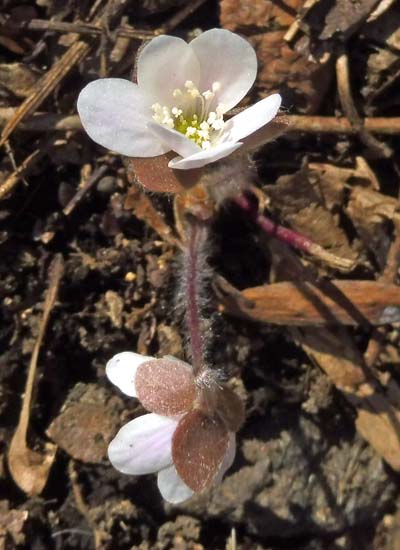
[1, 0, 400, 548]
[0, 501, 28, 548]
[264, 165, 360, 267]
[47, 383, 124, 464]
[220, 0, 331, 113]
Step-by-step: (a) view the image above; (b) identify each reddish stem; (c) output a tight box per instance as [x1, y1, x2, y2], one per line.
[185, 217, 208, 376]
[234, 194, 314, 254]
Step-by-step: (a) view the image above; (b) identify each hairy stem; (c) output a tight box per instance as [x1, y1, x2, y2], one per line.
[233, 193, 356, 271]
[234, 194, 313, 252]
[184, 216, 208, 376]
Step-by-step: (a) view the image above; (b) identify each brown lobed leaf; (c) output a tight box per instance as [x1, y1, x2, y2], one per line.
[172, 410, 229, 492]
[136, 359, 197, 416]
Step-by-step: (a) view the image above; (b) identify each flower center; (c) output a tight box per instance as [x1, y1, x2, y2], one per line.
[151, 80, 226, 150]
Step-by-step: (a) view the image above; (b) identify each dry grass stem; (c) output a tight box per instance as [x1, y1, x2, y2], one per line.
[7, 254, 64, 496]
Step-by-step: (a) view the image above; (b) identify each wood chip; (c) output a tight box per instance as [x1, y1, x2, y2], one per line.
[220, 280, 400, 326]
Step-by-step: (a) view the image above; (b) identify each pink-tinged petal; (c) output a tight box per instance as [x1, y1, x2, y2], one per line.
[214, 433, 236, 485]
[172, 411, 229, 492]
[222, 94, 282, 143]
[106, 352, 155, 397]
[157, 465, 194, 503]
[136, 358, 196, 416]
[169, 141, 242, 170]
[108, 413, 177, 475]
[137, 35, 200, 106]
[77, 79, 168, 157]
[189, 29, 257, 113]
[148, 122, 201, 157]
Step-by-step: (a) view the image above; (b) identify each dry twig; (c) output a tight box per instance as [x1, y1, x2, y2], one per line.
[4, 110, 400, 136]
[8, 255, 64, 496]
[336, 51, 392, 158]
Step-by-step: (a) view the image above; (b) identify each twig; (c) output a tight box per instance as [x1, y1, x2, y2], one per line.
[0, 40, 93, 148]
[159, 0, 207, 33]
[234, 193, 356, 271]
[364, 217, 400, 367]
[0, 135, 56, 201]
[4, 110, 400, 135]
[2, 1, 207, 41]
[8, 255, 64, 496]
[336, 50, 392, 158]
[63, 165, 108, 216]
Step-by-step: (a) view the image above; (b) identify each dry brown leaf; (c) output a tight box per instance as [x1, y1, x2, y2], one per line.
[220, 0, 332, 113]
[0, 63, 40, 98]
[47, 384, 123, 464]
[317, 0, 381, 39]
[265, 167, 360, 266]
[346, 185, 400, 269]
[220, 279, 400, 326]
[0, 501, 28, 547]
[104, 290, 124, 329]
[8, 255, 63, 496]
[293, 326, 400, 471]
[124, 185, 179, 247]
[220, 0, 303, 28]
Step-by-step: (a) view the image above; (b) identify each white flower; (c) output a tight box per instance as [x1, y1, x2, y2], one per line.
[106, 352, 240, 503]
[77, 28, 281, 170]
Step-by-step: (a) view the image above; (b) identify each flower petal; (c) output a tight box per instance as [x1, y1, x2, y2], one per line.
[172, 411, 229, 492]
[157, 465, 194, 503]
[221, 94, 282, 143]
[106, 352, 154, 397]
[168, 141, 243, 170]
[136, 358, 196, 416]
[77, 79, 168, 157]
[214, 433, 236, 485]
[108, 413, 177, 475]
[148, 121, 201, 157]
[189, 29, 257, 112]
[137, 35, 200, 106]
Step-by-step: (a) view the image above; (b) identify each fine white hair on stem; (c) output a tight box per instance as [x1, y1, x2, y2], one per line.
[204, 157, 256, 206]
[174, 216, 216, 378]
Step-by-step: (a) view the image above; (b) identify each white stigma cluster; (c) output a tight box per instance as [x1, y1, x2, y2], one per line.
[152, 81, 226, 150]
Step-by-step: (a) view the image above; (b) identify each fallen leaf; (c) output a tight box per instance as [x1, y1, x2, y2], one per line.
[47, 383, 123, 464]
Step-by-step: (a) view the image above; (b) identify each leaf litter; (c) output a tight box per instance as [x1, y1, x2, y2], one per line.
[1, 0, 400, 548]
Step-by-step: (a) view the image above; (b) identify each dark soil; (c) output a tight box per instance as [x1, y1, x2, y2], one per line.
[1, 1, 400, 549]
